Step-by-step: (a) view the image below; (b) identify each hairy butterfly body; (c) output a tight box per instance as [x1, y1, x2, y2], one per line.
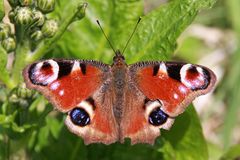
[23, 50, 216, 145]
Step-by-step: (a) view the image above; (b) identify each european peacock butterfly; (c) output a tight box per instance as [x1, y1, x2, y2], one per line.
[22, 19, 216, 145]
[23, 52, 216, 144]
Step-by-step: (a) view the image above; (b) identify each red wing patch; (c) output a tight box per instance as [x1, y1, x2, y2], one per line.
[137, 66, 190, 114]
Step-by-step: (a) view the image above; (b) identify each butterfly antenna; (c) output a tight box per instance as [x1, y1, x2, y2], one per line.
[122, 17, 142, 54]
[96, 20, 117, 54]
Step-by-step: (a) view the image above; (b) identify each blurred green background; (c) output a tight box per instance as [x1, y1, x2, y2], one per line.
[0, 0, 240, 159]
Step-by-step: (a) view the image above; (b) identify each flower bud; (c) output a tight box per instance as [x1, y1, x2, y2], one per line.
[76, 3, 87, 20]
[16, 86, 36, 99]
[14, 7, 33, 26]
[2, 37, 16, 53]
[0, 23, 11, 40]
[9, 10, 16, 23]
[30, 30, 43, 41]
[36, 0, 55, 13]
[41, 19, 58, 38]
[7, 0, 19, 7]
[32, 9, 45, 27]
[19, 0, 34, 6]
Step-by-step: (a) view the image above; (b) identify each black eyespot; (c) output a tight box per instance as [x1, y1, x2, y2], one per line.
[149, 107, 168, 126]
[70, 108, 90, 127]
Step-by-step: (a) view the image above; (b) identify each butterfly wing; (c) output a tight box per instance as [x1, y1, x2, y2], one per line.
[23, 59, 119, 144]
[121, 61, 216, 144]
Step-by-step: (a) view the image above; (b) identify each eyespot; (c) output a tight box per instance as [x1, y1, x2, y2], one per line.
[28, 60, 59, 86]
[149, 107, 168, 126]
[70, 108, 90, 127]
[180, 64, 210, 90]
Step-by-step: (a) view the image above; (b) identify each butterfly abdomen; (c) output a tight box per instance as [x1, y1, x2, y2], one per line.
[111, 63, 128, 123]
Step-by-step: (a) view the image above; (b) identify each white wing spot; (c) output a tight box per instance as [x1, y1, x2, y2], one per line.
[72, 61, 80, 72]
[46, 60, 59, 84]
[50, 82, 60, 90]
[159, 62, 167, 73]
[179, 85, 188, 94]
[59, 90, 64, 96]
[196, 67, 205, 81]
[180, 64, 193, 88]
[173, 93, 179, 100]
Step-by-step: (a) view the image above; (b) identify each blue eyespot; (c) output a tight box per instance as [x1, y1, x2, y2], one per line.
[149, 107, 168, 126]
[70, 108, 90, 126]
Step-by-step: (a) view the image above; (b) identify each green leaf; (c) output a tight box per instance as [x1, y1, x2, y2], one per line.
[35, 124, 50, 152]
[157, 139, 175, 159]
[46, 117, 63, 139]
[1, 101, 8, 114]
[0, 46, 6, 67]
[0, 0, 4, 20]
[220, 144, 240, 160]
[28, 130, 37, 149]
[0, 113, 33, 134]
[208, 143, 223, 160]
[0, 114, 15, 125]
[11, 123, 26, 133]
[29, 96, 45, 112]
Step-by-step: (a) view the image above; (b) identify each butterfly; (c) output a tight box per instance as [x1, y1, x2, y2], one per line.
[23, 49, 216, 145]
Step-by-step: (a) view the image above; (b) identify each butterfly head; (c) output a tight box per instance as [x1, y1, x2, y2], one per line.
[112, 50, 126, 66]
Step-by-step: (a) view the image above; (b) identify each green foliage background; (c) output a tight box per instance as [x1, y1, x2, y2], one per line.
[0, 0, 240, 159]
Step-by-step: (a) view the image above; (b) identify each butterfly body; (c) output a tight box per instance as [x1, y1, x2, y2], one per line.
[111, 51, 128, 121]
[23, 51, 216, 145]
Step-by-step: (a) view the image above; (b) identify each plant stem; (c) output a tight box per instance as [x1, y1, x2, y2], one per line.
[10, 24, 30, 87]
[3, 134, 10, 160]
[26, 3, 87, 63]
[11, 40, 29, 87]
